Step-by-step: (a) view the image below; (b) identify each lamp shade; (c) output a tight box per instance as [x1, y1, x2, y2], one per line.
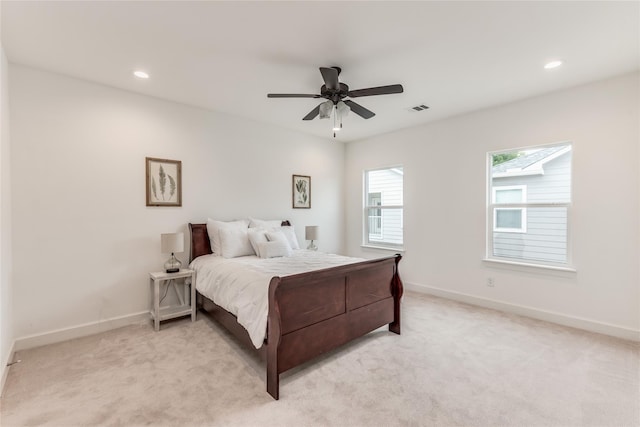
[161, 232, 184, 254]
[305, 226, 318, 241]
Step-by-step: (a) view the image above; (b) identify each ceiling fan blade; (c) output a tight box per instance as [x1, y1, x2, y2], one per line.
[302, 105, 321, 121]
[347, 84, 404, 98]
[344, 100, 375, 119]
[319, 67, 339, 91]
[268, 93, 322, 98]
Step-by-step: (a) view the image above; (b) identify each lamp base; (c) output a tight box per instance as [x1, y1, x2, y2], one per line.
[307, 240, 318, 251]
[164, 253, 182, 274]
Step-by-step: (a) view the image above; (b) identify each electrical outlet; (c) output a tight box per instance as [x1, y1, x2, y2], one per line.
[486, 278, 495, 287]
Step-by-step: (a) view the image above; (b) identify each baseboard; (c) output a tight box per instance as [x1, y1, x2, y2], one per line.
[405, 282, 640, 342]
[14, 311, 150, 352]
[0, 339, 15, 398]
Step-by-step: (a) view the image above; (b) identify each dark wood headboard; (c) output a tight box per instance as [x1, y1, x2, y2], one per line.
[189, 223, 212, 262]
[189, 220, 292, 262]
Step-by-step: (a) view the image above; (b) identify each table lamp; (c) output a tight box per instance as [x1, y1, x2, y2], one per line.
[305, 226, 318, 251]
[161, 232, 184, 273]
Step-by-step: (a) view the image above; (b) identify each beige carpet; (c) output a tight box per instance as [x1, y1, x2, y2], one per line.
[1, 292, 638, 426]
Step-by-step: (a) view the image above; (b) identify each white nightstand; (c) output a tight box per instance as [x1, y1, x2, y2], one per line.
[149, 269, 196, 331]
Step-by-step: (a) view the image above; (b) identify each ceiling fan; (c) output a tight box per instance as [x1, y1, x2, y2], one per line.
[267, 66, 403, 135]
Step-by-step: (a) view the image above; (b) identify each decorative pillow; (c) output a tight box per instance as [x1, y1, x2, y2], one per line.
[206, 218, 249, 255]
[258, 241, 292, 259]
[280, 226, 300, 250]
[247, 229, 269, 258]
[249, 218, 283, 229]
[265, 230, 292, 249]
[219, 227, 254, 258]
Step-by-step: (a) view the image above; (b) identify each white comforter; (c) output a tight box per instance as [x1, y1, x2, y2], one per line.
[189, 250, 364, 348]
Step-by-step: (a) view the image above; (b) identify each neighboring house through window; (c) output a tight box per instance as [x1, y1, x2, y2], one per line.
[493, 185, 527, 233]
[364, 167, 403, 249]
[487, 143, 572, 268]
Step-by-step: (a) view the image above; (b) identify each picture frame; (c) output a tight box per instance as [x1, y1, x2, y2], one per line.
[146, 157, 182, 207]
[292, 175, 311, 209]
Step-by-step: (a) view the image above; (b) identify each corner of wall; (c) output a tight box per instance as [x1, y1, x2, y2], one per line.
[0, 40, 16, 395]
[0, 340, 15, 398]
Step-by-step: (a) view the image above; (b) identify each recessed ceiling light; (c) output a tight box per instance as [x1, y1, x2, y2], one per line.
[544, 60, 563, 70]
[133, 70, 150, 79]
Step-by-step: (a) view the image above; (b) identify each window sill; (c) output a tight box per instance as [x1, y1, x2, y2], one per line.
[361, 244, 405, 253]
[483, 258, 576, 273]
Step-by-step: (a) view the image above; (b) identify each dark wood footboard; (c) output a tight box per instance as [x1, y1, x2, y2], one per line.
[189, 223, 402, 400]
[266, 254, 402, 399]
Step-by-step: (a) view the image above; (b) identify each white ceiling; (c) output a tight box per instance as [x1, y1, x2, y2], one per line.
[2, 1, 639, 142]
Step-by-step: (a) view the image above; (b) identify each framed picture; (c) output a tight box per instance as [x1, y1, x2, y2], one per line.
[292, 175, 311, 209]
[146, 157, 182, 207]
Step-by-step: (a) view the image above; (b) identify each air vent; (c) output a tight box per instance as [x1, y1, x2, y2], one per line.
[410, 104, 429, 112]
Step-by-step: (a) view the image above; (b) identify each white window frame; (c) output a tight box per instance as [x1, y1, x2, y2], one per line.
[367, 192, 383, 239]
[363, 166, 404, 250]
[486, 142, 574, 270]
[493, 185, 527, 233]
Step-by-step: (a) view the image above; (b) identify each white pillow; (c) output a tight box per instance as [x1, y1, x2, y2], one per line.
[219, 227, 255, 258]
[247, 229, 269, 258]
[265, 230, 291, 249]
[206, 218, 249, 255]
[258, 241, 292, 259]
[280, 226, 300, 250]
[249, 218, 283, 229]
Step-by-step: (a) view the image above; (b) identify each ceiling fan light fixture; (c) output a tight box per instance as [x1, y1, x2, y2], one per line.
[333, 102, 351, 133]
[319, 100, 333, 119]
[332, 106, 341, 132]
[336, 101, 350, 117]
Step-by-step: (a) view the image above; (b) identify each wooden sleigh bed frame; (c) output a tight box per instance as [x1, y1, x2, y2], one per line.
[189, 222, 403, 400]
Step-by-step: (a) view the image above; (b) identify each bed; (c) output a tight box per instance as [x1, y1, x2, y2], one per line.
[189, 222, 403, 400]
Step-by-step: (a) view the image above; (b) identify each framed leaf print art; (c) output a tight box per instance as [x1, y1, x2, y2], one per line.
[292, 174, 311, 209]
[146, 157, 182, 207]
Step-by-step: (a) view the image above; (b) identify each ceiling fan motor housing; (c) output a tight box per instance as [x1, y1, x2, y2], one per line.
[320, 83, 350, 103]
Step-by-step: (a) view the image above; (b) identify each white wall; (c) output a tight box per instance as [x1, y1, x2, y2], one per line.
[1, 43, 15, 386]
[9, 65, 344, 343]
[346, 72, 640, 339]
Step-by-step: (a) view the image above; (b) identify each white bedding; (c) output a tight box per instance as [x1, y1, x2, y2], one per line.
[189, 250, 364, 348]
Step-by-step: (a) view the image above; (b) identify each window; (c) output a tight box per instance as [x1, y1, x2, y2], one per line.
[364, 167, 403, 249]
[368, 193, 382, 238]
[487, 143, 572, 268]
[493, 185, 527, 232]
